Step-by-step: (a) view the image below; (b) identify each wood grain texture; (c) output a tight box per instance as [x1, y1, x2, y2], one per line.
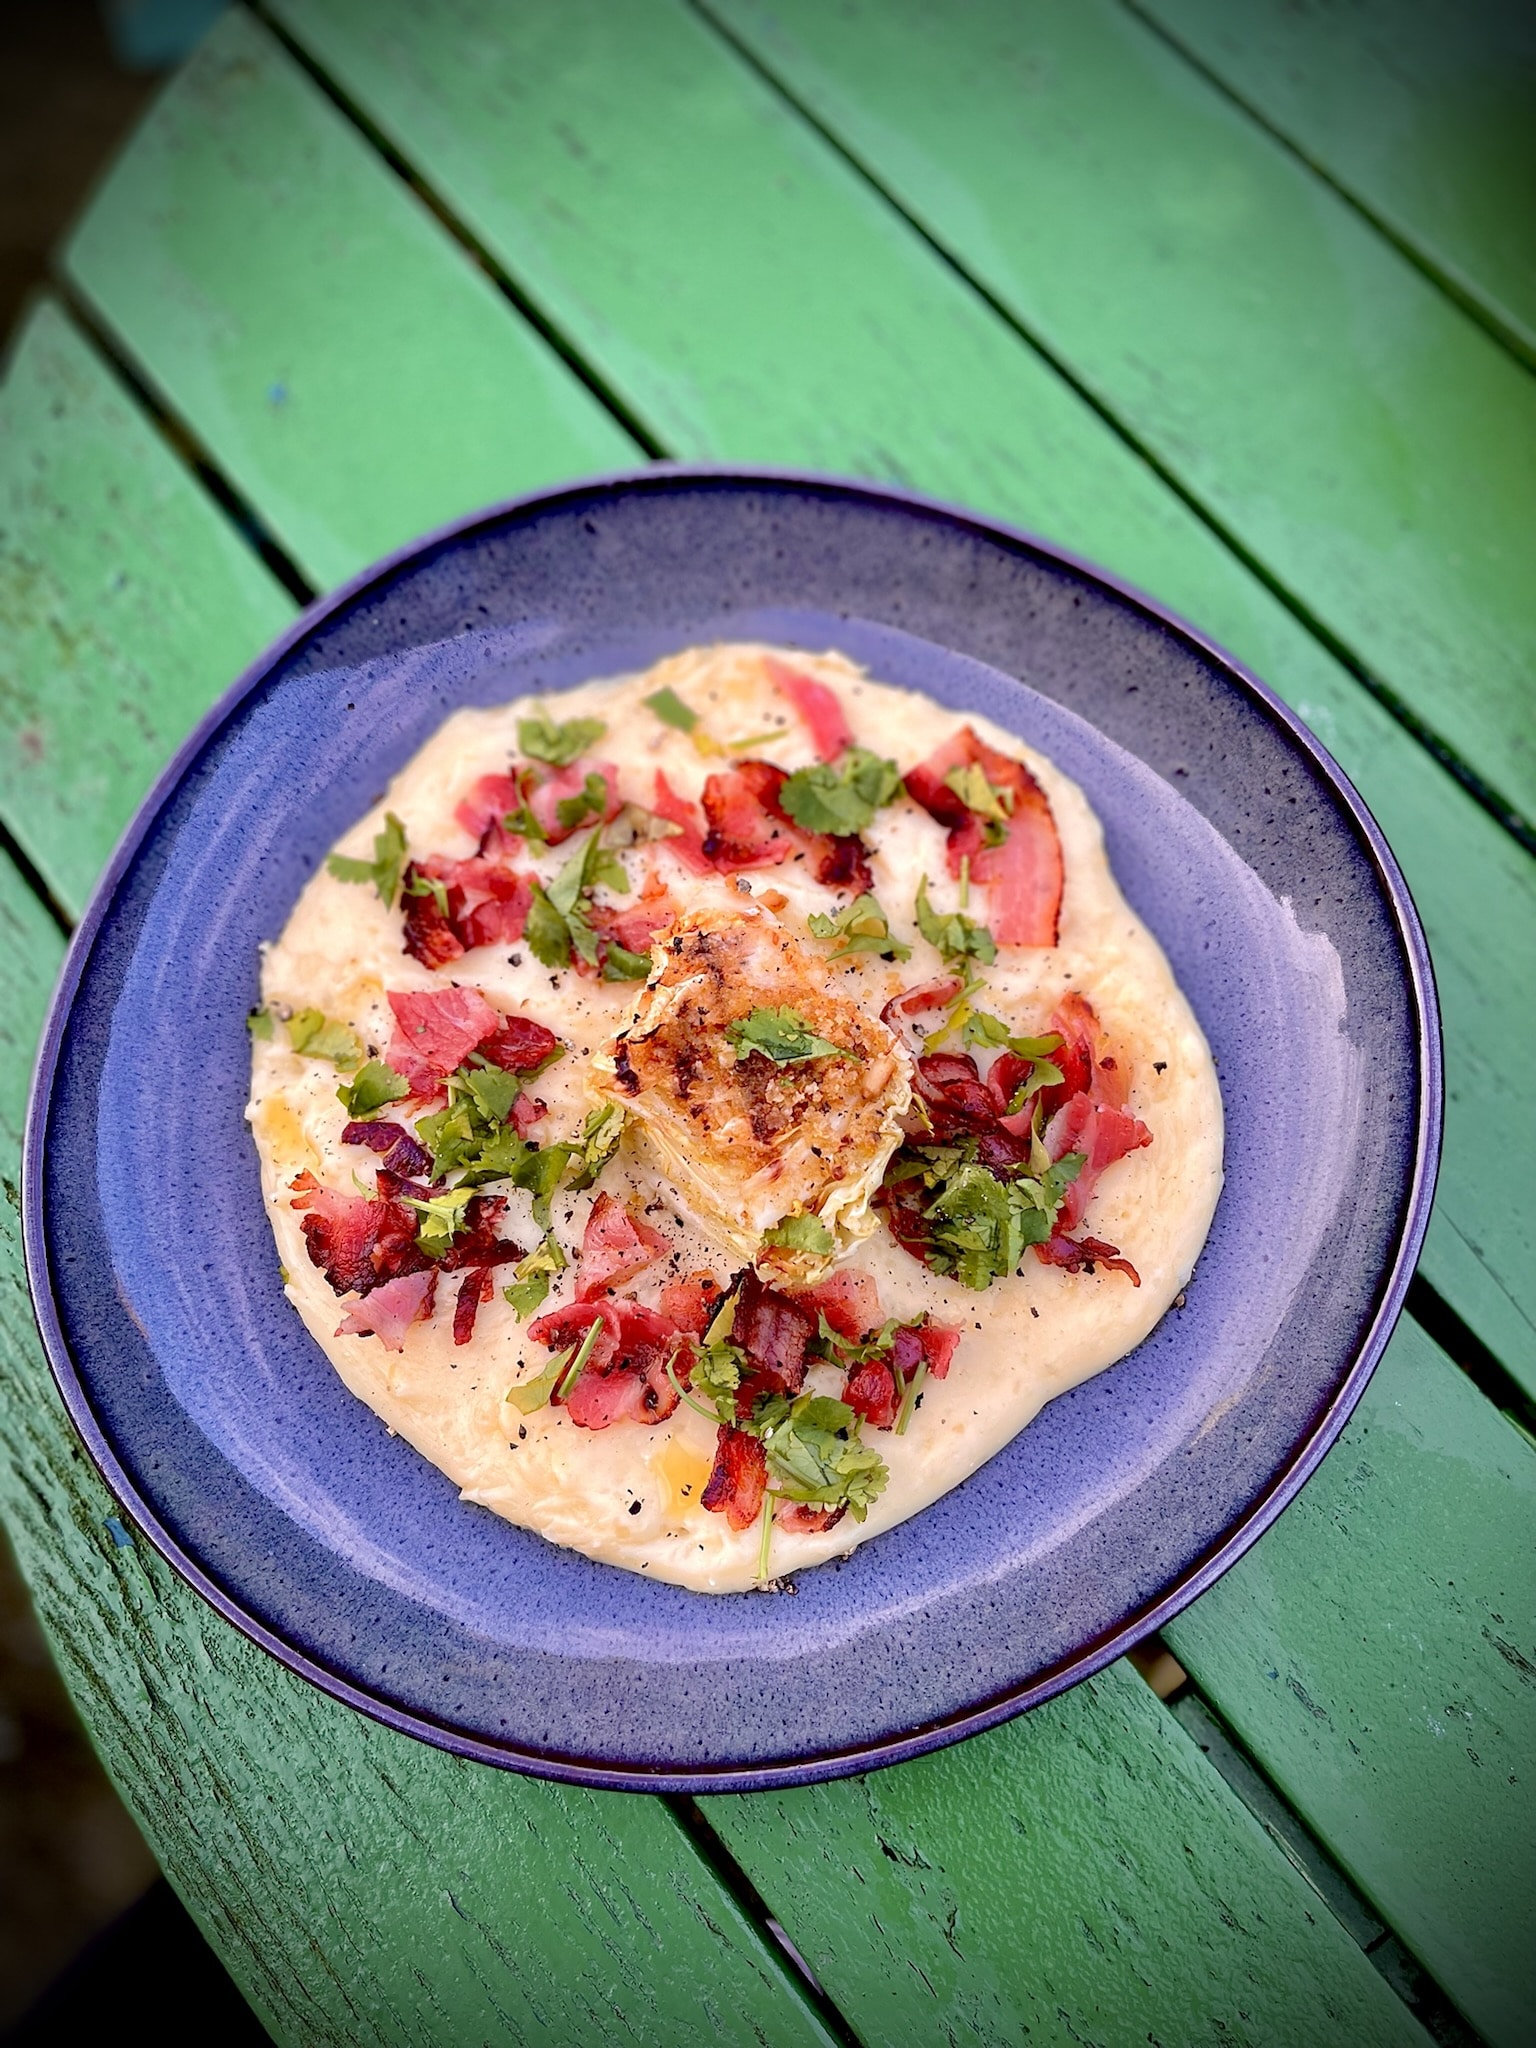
[0, 299, 291, 913]
[0, 847, 840, 2048]
[703, 0, 1536, 835]
[1139, 0, 1536, 367]
[62, 7, 633, 594]
[270, 0, 1536, 1390]
[1165, 1315, 1536, 2048]
[704, 1661, 1428, 2048]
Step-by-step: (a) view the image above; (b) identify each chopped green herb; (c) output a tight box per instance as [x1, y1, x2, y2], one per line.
[602, 940, 654, 983]
[404, 869, 451, 920]
[645, 685, 699, 733]
[727, 1006, 859, 1066]
[506, 1355, 565, 1415]
[524, 882, 572, 969]
[287, 1008, 365, 1069]
[518, 712, 606, 768]
[894, 1362, 926, 1436]
[806, 892, 912, 963]
[563, 1104, 626, 1194]
[779, 747, 904, 837]
[944, 761, 1015, 826]
[503, 1233, 567, 1321]
[761, 1212, 835, 1258]
[555, 770, 610, 833]
[759, 1393, 888, 1521]
[915, 875, 997, 969]
[889, 1140, 1086, 1290]
[526, 827, 632, 970]
[246, 1004, 274, 1039]
[460, 1062, 521, 1126]
[405, 1185, 477, 1259]
[326, 811, 408, 907]
[336, 1059, 410, 1120]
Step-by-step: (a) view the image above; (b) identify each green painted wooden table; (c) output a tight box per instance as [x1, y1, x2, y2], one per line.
[3, 4, 1533, 2042]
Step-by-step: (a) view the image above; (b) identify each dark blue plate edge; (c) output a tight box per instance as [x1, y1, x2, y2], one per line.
[20, 463, 1443, 1794]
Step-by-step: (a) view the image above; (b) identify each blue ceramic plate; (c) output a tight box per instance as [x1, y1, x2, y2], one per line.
[24, 472, 1439, 1791]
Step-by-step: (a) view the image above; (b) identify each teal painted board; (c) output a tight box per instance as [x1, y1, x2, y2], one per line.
[63, 7, 633, 595]
[1166, 1315, 1536, 2048]
[703, 0, 1536, 836]
[0, 299, 291, 913]
[0, 854, 841, 2042]
[1141, 0, 1536, 366]
[273, 0, 1536, 1386]
[705, 1661, 1430, 2048]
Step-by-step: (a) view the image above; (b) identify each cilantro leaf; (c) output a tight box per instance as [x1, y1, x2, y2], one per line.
[779, 748, 903, 836]
[461, 1062, 521, 1125]
[336, 1059, 410, 1119]
[524, 883, 573, 968]
[506, 1355, 565, 1415]
[327, 812, 408, 906]
[518, 712, 606, 767]
[807, 892, 911, 963]
[555, 770, 610, 833]
[503, 1232, 567, 1321]
[246, 1004, 274, 1040]
[944, 761, 1015, 825]
[759, 1393, 889, 1522]
[564, 1104, 625, 1193]
[645, 685, 698, 732]
[727, 1007, 859, 1065]
[915, 875, 996, 969]
[890, 1138, 1087, 1289]
[406, 1185, 476, 1258]
[761, 1212, 834, 1258]
[287, 1009, 365, 1069]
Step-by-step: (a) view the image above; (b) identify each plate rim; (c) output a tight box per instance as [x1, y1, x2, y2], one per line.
[21, 464, 1443, 1792]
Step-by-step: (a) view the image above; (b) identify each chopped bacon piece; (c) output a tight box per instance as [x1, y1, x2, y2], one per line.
[336, 1269, 437, 1351]
[797, 1267, 881, 1343]
[1035, 1233, 1141, 1286]
[437, 1192, 524, 1275]
[576, 1193, 669, 1301]
[590, 871, 676, 957]
[659, 1271, 724, 1335]
[530, 1299, 683, 1429]
[763, 657, 852, 762]
[651, 771, 713, 875]
[892, 1317, 961, 1381]
[340, 1121, 433, 1180]
[386, 986, 501, 1091]
[453, 1268, 494, 1346]
[912, 1052, 1033, 1173]
[477, 1013, 561, 1074]
[905, 725, 1063, 946]
[702, 1426, 768, 1530]
[456, 869, 531, 950]
[455, 772, 522, 850]
[702, 760, 873, 892]
[733, 1269, 815, 1403]
[289, 1172, 426, 1296]
[843, 1357, 900, 1430]
[400, 861, 467, 969]
[524, 760, 622, 845]
[775, 1500, 847, 1534]
[1040, 1092, 1152, 1234]
[510, 1092, 547, 1136]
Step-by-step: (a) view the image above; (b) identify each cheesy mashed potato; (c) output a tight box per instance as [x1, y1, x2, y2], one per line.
[248, 644, 1223, 1592]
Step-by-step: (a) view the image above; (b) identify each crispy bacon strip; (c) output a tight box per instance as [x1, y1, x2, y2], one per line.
[763, 657, 852, 762]
[340, 1120, 433, 1180]
[651, 771, 713, 875]
[528, 1299, 685, 1429]
[702, 1426, 767, 1530]
[659, 1271, 725, 1335]
[452, 1267, 494, 1346]
[289, 1172, 426, 1296]
[797, 1267, 881, 1343]
[843, 1357, 900, 1430]
[701, 760, 873, 893]
[905, 725, 1063, 946]
[1035, 1234, 1141, 1285]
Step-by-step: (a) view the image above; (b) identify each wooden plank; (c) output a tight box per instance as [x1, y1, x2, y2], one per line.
[0, 851, 842, 2043]
[1165, 1315, 1536, 2048]
[704, 1659, 1428, 2048]
[269, 0, 1536, 1387]
[1139, 0, 1536, 367]
[62, 7, 633, 595]
[0, 299, 291, 914]
[698, 0, 1536, 837]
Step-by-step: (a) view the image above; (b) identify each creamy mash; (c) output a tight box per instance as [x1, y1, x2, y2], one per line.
[248, 644, 1223, 1592]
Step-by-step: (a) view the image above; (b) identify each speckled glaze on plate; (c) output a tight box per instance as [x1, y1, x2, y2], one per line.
[23, 471, 1440, 1791]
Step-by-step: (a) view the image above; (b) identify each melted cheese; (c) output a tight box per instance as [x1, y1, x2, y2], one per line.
[248, 643, 1224, 1592]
